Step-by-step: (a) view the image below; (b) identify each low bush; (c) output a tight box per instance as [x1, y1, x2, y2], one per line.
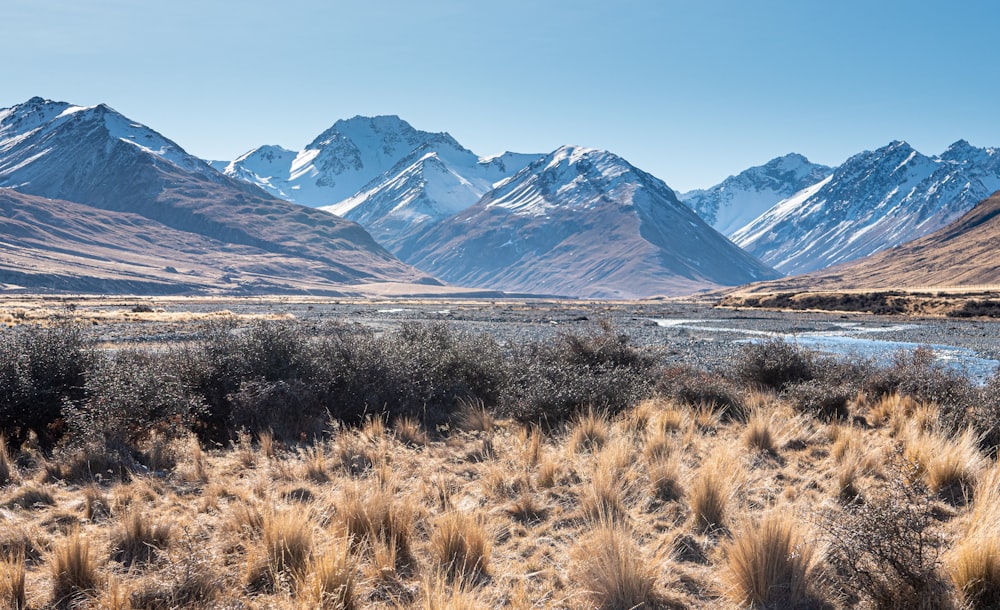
[821, 453, 950, 608]
[63, 349, 205, 450]
[733, 338, 813, 391]
[657, 365, 745, 419]
[499, 325, 656, 426]
[785, 379, 851, 421]
[0, 324, 92, 450]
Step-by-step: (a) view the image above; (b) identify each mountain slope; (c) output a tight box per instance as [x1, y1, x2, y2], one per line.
[680, 153, 831, 236]
[0, 97, 436, 292]
[741, 189, 1000, 291]
[732, 140, 1000, 275]
[393, 146, 780, 298]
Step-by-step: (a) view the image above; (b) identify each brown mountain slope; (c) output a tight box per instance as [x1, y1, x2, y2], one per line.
[735, 190, 1000, 293]
[0, 188, 410, 295]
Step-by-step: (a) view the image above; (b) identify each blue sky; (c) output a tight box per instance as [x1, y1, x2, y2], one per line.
[5, 0, 1000, 191]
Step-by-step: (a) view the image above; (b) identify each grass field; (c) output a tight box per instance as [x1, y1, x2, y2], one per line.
[0, 315, 997, 608]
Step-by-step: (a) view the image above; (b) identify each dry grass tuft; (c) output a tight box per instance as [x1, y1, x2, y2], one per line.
[723, 512, 819, 608]
[569, 408, 610, 453]
[430, 511, 490, 582]
[949, 533, 1000, 609]
[302, 443, 329, 483]
[743, 408, 777, 454]
[300, 536, 359, 610]
[394, 416, 429, 446]
[50, 528, 98, 608]
[6, 485, 55, 510]
[649, 453, 685, 503]
[456, 399, 494, 434]
[571, 521, 658, 610]
[419, 571, 488, 610]
[111, 510, 171, 567]
[338, 483, 414, 567]
[905, 426, 985, 503]
[262, 508, 314, 581]
[0, 553, 25, 610]
[519, 425, 543, 468]
[688, 456, 735, 533]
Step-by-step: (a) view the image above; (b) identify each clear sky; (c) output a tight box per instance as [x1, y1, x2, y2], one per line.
[4, 0, 1000, 192]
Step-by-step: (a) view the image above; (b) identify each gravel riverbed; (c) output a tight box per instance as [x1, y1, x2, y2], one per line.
[83, 299, 1000, 379]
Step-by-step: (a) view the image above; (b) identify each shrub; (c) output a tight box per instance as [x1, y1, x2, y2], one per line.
[657, 365, 745, 419]
[821, 453, 950, 608]
[500, 325, 656, 426]
[228, 378, 325, 442]
[0, 324, 91, 450]
[723, 512, 820, 608]
[734, 338, 814, 391]
[63, 348, 205, 449]
[863, 348, 977, 420]
[311, 322, 507, 429]
[785, 379, 851, 421]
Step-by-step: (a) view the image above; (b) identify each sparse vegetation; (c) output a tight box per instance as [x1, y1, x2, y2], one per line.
[0, 316, 994, 607]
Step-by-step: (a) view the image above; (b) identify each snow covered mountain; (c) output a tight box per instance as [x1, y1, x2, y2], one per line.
[221, 115, 538, 213]
[732, 140, 1000, 275]
[0, 97, 436, 293]
[679, 154, 831, 236]
[322, 138, 539, 247]
[393, 146, 781, 298]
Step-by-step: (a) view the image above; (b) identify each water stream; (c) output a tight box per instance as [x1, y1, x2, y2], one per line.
[653, 318, 999, 383]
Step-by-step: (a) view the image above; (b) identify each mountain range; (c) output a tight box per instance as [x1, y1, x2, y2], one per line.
[391, 146, 780, 298]
[0, 98, 436, 294]
[731, 189, 1000, 291]
[729, 140, 1000, 275]
[2, 96, 997, 298]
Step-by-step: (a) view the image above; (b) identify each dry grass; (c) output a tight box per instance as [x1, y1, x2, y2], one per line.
[338, 482, 414, 569]
[723, 512, 819, 608]
[49, 528, 98, 608]
[688, 455, 736, 533]
[300, 536, 358, 610]
[0, 553, 25, 610]
[571, 521, 658, 610]
[743, 408, 777, 453]
[110, 509, 171, 567]
[0, 375, 991, 608]
[430, 511, 490, 582]
[456, 399, 494, 434]
[261, 508, 314, 582]
[905, 426, 985, 502]
[569, 408, 610, 453]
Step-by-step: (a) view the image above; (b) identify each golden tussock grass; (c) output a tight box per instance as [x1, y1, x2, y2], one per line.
[571, 520, 658, 610]
[49, 528, 98, 608]
[722, 511, 819, 608]
[1, 377, 994, 608]
[569, 408, 610, 454]
[688, 454, 738, 533]
[743, 408, 777, 454]
[430, 511, 491, 582]
[0, 553, 25, 610]
[110, 509, 171, 568]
